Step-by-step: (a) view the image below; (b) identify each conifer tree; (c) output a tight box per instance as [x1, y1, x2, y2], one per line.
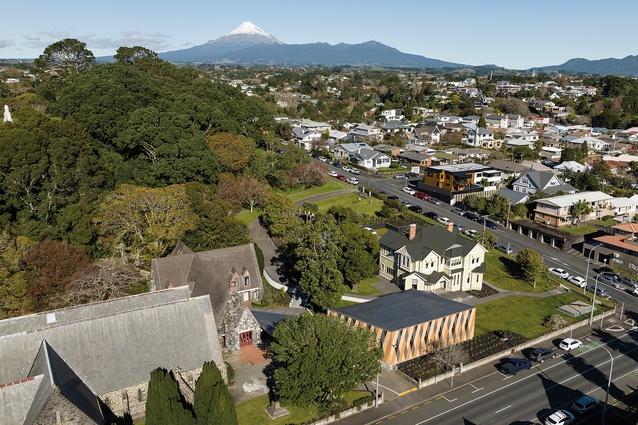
[194, 361, 238, 425]
[145, 368, 196, 425]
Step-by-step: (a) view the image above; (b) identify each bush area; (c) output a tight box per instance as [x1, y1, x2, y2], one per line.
[466, 284, 499, 298]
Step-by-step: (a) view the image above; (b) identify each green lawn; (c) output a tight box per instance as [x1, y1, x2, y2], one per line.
[474, 293, 596, 339]
[334, 299, 358, 308]
[485, 251, 557, 293]
[288, 182, 346, 202]
[347, 276, 382, 296]
[560, 225, 598, 235]
[314, 193, 384, 215]
[237, 394, 318, 425]
[236, 209, 262, 225]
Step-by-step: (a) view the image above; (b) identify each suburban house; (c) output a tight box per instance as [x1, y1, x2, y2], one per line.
[150, 242, 264, 351]
[378, 224, 487, 293]
[398, 151, 432, 168]
[373, 143, 402, 157]
[424, 163, 501, 190]
[378, 109, 405, 121]
[292, 127, 323, 150]
[485, 114, 508, 128]
[328, 290, 475, 366]
[0, 287, 224, 423]
[349, 124, 383, 142]
[412, 124, 442, 145]
[379, 120, 411, 134]
[465, 126, 496, 148]
[608, 197, 638, 222]
[350, 148, 392, 170]
[533, 191, 614, 228]
[333, 142, 372, 161]
[511, 170, 576, 195]
[587, 222, 638, 272]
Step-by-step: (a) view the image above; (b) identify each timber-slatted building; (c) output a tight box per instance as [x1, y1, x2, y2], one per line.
[329, 290, 475, 366]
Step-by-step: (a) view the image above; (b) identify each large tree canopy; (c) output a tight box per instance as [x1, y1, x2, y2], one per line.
[271, 314, 382, 409]
[34, 38, 95, 78]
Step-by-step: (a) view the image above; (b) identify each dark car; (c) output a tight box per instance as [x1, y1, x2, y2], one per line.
[479, 218, 498, 229]
[529, 347, 557, 363]
[500, 358, 532, 375]
[408, 205, 423, 213]
[428, 197, 441, 205]
[464, 211, 480, 221]
[424, 211, 439, 220]
[386, 195, 399, 201]
[597, 267, 619, 279]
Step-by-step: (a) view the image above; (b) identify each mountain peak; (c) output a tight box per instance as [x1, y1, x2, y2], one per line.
[228, 21, 267, 37]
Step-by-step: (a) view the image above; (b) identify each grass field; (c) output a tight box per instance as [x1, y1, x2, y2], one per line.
[474, 292, 595, 339]
[314, 193, 384, 215]
[237, 394, 318, 425]
[484, 251, 557, 293]
[288, 181, 346, 202]
[347, 276, 382, 296]
[560, 225, 598, 235]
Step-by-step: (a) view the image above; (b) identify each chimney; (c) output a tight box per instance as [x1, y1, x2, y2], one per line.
[408, 223, 416, 240]
[447, 222, 454, 233]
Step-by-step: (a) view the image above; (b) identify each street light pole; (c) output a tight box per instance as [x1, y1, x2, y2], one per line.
[589, 274, 601, 325]
[584, 245, 598, 295]
[599, 343, 614, 424]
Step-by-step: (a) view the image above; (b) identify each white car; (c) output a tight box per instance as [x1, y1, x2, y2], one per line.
[394, 174, 405, 179]
[345, 178, 359, 185]
[328, 170, 338, 177]
[559, 338, 582, 351]
[437, 217, 450, 225]
[342, 166, 351, 172]
[362, 226, 377, 235]
[464, 229, 478, 239]
[567, 276, 586, 288]
[544, 409, 574, 425]
[549, 268, 570, 279]
[402, 187, 416, 195]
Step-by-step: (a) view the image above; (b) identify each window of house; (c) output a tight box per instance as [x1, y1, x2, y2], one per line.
[244, 273, 250, 286]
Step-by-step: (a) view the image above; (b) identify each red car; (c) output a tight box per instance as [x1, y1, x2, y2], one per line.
[336, 174, 346, 180]
[415, 191, 429, 200]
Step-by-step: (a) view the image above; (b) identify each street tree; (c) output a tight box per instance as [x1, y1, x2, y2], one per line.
[570, 199, 594, 224]
[145, 368, 196, 425]
[516, 248, 546, 285]
[194, 361, 238, 425]
[271, 314, 382, 409]
[34, 38, 95, 78]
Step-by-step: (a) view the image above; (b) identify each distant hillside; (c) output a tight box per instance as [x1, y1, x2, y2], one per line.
[533, 55, 638, 76]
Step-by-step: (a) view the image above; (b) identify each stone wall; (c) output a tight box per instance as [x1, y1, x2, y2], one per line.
[34, 388, 101, 424]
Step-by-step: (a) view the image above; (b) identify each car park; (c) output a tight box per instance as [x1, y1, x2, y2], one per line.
[496, 245, 513, 255]
[415, 191, 429, 200]
[567, 276, 587, 288]
[544, 410, 575, 425]
[559, 338, 583, 351]
[437, 217, 450, 225]
[362, 227, 377, 235]
[598, 273, 621, 288]
[529, 347, 557, 363]
[549, 268, 570, 279]
[345, 177, 359, 185]
[424, 211, 438, 220]
[402, 187, 416, 195]
[428, 197, 440, 205]
[408, 205, 423, 213]
[587, 285, 608, 297]
[328, 170, 338, 177]
[571, 395, 600, 414]
[500, 358, 532, 375]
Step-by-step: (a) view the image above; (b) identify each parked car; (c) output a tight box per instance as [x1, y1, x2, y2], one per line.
[572, 395, 600, 414]
[332, 161, 342, 168]
[424, 211, 438, 220]
[328, 170, 338, 177]
[452, 208, 465, 216]
[544, 410, 575, 425]
[428, 197, 441, 205]
[415, 191, 429, 200]
[401, 200, 412, 207]
[342, 166, 352, 173]
[345, 177, 359, 185]
[437, 217, 450, 225]
[387, 195, 399, 201]
[620, 276, 638, 288]
[349, 168, 360, 175]
[529, 347, 557, 363]
[336, 174, 346, 180]
[406, 172, 419, 178]
[362, 226, 377, 235]
[408, 205, 423, 213]
[632, 287, 638, 297]
[464, 229, 478, 239]
[559, 338, 583, 351]
[549, 268, 570, 279]
[478, 218, 498, 229]
[464, 211, 480, 221]
[496, 245, 513, 255]
[567, 276, 587, 288]
[454, 223, 464, 232]
[500, 358, 532, 375]
[598, 273, 621, 288]
[394, 174, 405, 179]
[597, 267, 619, 279]
[587, 285, 608, 298]
[402, 187, 416, 195]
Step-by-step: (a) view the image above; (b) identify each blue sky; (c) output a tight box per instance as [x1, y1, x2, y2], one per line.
[1, 0, 635, 69]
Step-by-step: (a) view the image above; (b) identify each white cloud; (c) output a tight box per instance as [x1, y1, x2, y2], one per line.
[0, 37, 16, 49]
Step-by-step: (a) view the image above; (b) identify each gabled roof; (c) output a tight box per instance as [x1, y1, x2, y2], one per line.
[496, 188, 529, 205]
[330, 290, 473, 332]
[535, 191, 612, 208]
[379, 225, 482, 261]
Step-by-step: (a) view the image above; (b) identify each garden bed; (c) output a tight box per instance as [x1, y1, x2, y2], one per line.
[466, 285, 499, 298]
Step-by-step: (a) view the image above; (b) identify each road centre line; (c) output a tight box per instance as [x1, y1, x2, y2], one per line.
[416, 332, 638, 424]
[494, 405, 512, 414]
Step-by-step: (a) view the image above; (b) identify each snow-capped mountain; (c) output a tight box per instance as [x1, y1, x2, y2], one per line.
[160, 22, 282, 62]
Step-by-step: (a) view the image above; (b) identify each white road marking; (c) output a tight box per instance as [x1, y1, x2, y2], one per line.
[494, 405, 512, 414]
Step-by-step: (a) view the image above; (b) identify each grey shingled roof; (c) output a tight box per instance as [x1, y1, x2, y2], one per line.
[331, 290, 473, 332]
[378, 225, 478, 261]
[0, 375, 43, 425]
[152, 243, 263, 325]
[0, 290, 222, 396]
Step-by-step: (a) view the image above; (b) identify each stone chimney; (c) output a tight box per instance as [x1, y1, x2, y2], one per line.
[408, 223, 417, 240]
[447, 222, 454, 232]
